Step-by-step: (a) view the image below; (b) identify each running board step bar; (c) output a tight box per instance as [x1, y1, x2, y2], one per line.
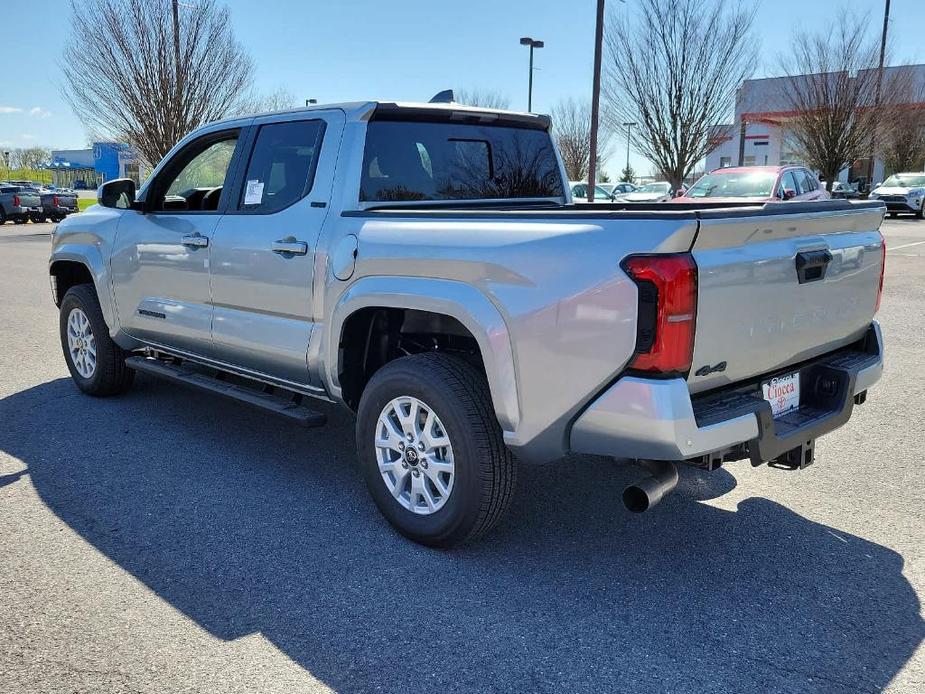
[125, 356, 327, 427]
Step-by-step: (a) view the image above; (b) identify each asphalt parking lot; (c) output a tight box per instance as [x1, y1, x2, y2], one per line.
[1, 218, 923, 693]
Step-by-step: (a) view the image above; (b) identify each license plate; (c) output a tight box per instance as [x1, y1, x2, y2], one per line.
[762, 372, 800, 418]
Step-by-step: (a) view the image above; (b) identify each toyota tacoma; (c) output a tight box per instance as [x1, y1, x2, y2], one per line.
[49, 99, 886, 546]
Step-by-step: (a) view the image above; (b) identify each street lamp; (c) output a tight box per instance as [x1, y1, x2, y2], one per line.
[519, 36, 544, 112]
[622, 121, 637, 173]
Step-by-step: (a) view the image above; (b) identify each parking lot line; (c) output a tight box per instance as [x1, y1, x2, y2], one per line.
[888, 240, 925, 252]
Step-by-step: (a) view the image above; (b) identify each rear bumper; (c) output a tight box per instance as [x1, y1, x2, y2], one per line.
[45, 205, 76, 216]
[570, 321, 883, 463]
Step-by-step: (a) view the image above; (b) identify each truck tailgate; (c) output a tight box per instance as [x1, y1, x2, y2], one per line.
[687, 203, 884, 394]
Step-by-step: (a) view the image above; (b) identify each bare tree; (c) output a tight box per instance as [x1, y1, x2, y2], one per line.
[16, 147, 52, 170]
[879, 68, 925, 176]
[237, 87, 299, 115]
[60, 0, 254, 166]
[881, 109, 925, 176]
[455, 89, 511, 110]
[778, 14, 887, 190]
[603, 0, 757, 189]
[551, 98, 608, 180]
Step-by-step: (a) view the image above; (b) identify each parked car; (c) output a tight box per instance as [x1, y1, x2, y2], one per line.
[25, 186, 79, 222]
[0, 185, 43, 224]
[73, 180, 88, 190]
[621, 181, 674, 202]
[868, 173, 925, 218]
[49, 99, 885, 547]
[569, 181, 614, 202]
[607, 182, 637, 198]
[673, 166, 829, 204]
[820, 181, 861, 200]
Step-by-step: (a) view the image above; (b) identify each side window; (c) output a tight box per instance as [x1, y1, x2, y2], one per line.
[156, 134, 239, 212]
[239, 120, 325, 214]
[572, 184, 587, 197]
[781, 171, 800, 196]
[799, 170, 817, 193]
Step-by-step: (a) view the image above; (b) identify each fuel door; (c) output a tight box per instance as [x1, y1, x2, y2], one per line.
[332, 234, 358, 280]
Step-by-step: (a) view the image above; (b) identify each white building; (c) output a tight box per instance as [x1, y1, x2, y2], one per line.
[706, 65, 925, 186]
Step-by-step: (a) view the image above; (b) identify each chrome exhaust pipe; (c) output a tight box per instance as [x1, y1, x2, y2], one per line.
[622, 461, 679, 513]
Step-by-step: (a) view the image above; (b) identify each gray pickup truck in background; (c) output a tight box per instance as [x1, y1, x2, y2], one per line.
[48, 100, 885, 547]
[0, 185, 43, 224]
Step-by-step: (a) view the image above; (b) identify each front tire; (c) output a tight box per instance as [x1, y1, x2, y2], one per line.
[357, 353, 516, 548]
[59, 284, 135, 396]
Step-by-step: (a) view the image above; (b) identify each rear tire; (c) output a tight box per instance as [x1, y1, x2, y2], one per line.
[59, 284, 135, 396]
[916, 202, 925, 220]
[357, 353, 516, 548]
[0, 210, 5, 225]
[13, 217, 26, 224]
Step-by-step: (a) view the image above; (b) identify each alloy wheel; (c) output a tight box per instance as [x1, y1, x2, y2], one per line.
[375, 395, 455, 515]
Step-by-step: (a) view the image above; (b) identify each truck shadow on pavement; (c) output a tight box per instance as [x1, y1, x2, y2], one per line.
[2, 376, 922, 693]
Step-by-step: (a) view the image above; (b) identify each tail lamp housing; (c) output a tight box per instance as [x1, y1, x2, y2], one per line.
[12, 194, 20, 207]
[621, 253, 698, 375]
[875, 234, 886, 313]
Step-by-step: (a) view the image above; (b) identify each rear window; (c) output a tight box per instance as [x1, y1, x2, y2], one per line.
[361, 121, 564, 202]
[686, 171, 777, 198]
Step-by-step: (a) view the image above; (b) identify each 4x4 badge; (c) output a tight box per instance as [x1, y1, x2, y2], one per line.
[695, 361, 727, 377]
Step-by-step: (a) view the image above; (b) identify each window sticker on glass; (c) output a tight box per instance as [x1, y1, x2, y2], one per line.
[244, 179, 264, 205]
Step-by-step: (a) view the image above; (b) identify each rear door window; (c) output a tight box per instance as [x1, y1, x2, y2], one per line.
[781, 171, 800, 196]
[238, 120, 325, 214]
[361, 120, 564, 202]
[796, 170, 816, 194]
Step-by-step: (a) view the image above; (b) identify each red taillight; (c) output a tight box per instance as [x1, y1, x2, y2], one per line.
[12, 194, 20, 207]
[53, 195, 59, 206]
[622, 254, 698, 374]
[876, 235, 886, 313]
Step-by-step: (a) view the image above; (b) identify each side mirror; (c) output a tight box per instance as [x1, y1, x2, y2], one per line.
[674, 189, 685, 198]
[97, 178, 136, 209]
[782, 188, 797, 200]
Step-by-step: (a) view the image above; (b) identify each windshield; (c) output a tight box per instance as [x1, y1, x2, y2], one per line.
[685, 171, 778, 198]
[880, 174, 925, 188]
[361, 120, 564, 202]
[637, 182, 670, 194]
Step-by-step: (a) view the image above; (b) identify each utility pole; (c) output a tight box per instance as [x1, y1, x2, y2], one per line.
[866, 0, 891, 188]
[737, 117, 747, 166]
[622, 121, 636, 175]
[172, 0, 182, 142]
[519, 37, 544, 112]
[586, 0, 605, 201]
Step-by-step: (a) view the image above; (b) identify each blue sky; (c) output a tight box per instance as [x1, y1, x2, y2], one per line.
[0, 0, 922, 176]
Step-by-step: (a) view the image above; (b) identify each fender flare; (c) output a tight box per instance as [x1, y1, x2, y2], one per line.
[325, 276, 520, 432]
[49, 246, 119, 335]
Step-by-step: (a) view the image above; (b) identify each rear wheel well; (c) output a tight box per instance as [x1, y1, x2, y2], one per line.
[339, 308, 484, 410]
[50, 261, 94, 306]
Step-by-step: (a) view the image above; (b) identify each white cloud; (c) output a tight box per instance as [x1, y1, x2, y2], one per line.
[29, 106, 51, 118]
[20, 134, 36, 140]
[0, 106, 23, 114]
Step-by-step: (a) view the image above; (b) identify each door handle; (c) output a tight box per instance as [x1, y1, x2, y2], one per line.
[795, 249, 833, 284]
[181, 234, 209, 248]
[272, 239, 308, 256]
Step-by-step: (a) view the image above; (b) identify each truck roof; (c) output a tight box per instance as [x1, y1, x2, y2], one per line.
[210, 100, 551, 130]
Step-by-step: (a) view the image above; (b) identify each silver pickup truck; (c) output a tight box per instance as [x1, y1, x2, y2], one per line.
[49, 101, 885, 547]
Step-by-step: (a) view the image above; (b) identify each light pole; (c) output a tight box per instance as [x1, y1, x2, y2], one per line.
[519, 37, 544, 112]
[587, 0, 605, 201]
[622, 121, 637, 176]
[866, 0, 891, 189]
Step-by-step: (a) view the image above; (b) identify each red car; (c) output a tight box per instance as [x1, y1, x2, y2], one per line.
[673, 166, 830, 204]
